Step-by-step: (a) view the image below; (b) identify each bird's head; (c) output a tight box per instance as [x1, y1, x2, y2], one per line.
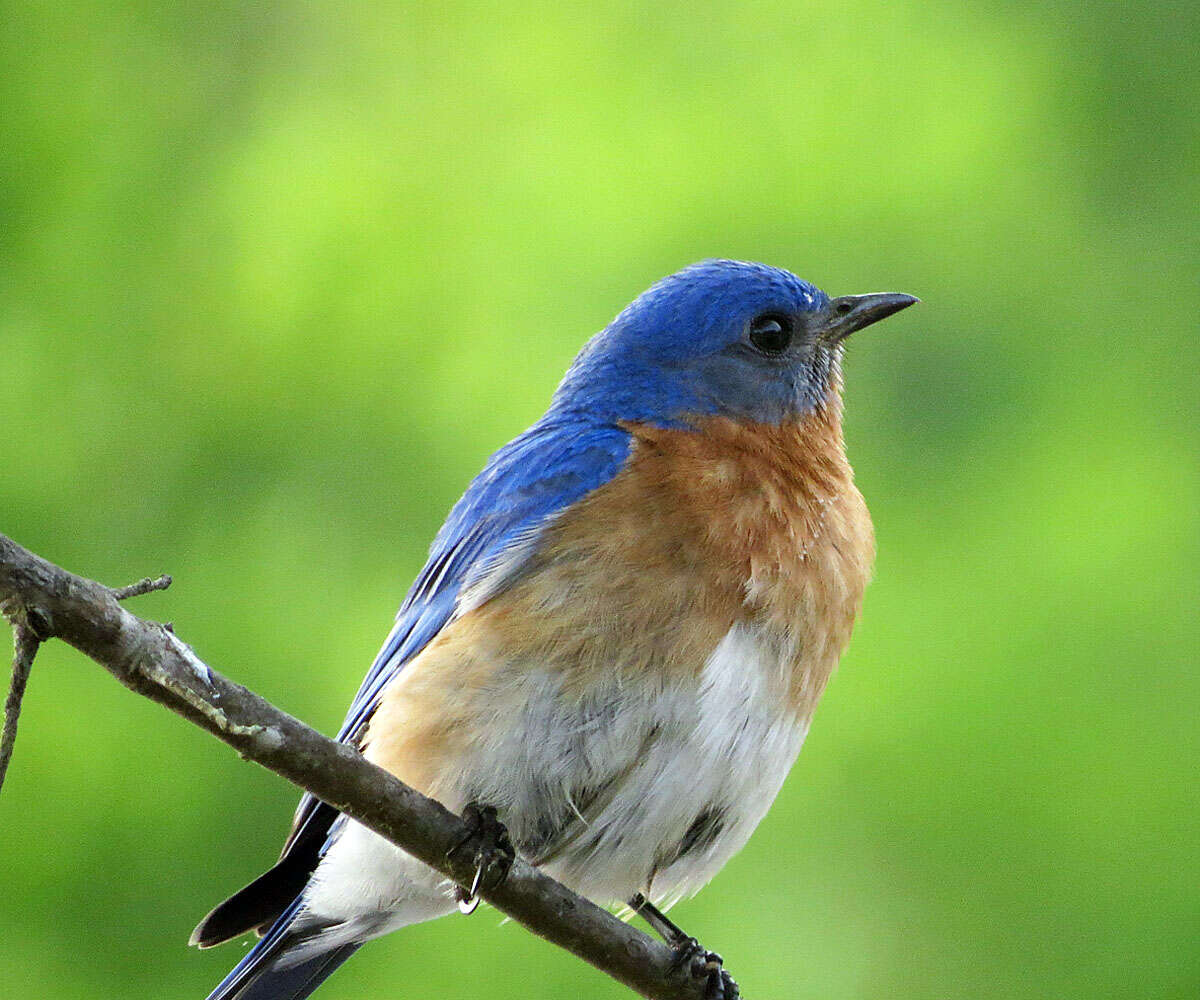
[552, 259, 916, 427]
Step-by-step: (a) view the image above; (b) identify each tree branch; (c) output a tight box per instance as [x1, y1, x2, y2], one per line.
[0, 532, 719, 1000]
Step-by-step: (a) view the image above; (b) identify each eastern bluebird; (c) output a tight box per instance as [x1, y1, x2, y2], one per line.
[192, 260, 917, 999]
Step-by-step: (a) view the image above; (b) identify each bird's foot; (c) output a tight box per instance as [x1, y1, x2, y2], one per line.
[630, 896, 739, 999]
[669, 938, 740, 1000]
[448, 802, 515, 914]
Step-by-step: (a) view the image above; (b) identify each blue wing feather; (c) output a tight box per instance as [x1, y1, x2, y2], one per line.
[282, 418, 631, 854]
[339, 418, 631, 741]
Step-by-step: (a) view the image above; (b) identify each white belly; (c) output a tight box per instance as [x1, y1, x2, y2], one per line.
[300, 622, 809, 945]
[533, 622, 808, 906]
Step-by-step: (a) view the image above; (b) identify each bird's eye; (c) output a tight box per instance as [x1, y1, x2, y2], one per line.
[748, 314, 793, 354]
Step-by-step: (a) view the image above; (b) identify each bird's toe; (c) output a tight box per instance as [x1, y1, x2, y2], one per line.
[449, 801, 516, 913]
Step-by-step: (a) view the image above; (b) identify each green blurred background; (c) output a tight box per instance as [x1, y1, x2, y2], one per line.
[1, 2, 1196, 998]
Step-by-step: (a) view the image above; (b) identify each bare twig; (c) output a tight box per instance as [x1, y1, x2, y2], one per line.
[110, 574, 173, 601]
[0, 532, 723, 1000]
[0, 621, 39, 794]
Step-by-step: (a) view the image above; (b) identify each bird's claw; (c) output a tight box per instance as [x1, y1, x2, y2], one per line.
[669, 938, 739, 1000]
[448, 802, 514, 914]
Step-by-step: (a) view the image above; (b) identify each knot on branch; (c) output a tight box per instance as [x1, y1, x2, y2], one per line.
[0, 596, 53, 642]
[23, 605, 53, 641]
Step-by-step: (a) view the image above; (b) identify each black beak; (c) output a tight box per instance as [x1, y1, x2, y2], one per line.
[812, 292, 919, 344]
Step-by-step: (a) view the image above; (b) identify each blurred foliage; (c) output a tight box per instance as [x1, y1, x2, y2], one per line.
[1, 1, 1196, 998]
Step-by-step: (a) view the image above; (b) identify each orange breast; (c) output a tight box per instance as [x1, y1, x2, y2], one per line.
[470, 391, 874, 713]
[612, 397, 875, 716]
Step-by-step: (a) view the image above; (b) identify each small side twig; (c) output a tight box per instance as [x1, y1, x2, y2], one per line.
[0, 622, 39, 794]
[110, 575, 172, 602]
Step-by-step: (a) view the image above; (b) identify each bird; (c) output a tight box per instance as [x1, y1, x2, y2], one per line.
[191, 259, 917, 1000]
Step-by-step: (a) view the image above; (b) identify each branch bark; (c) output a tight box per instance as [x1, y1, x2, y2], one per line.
[0, 532, 718, 1000]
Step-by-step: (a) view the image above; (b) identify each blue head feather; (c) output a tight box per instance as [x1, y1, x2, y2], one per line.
[551, 259, 834, 426]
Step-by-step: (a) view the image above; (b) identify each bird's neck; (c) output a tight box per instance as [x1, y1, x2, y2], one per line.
[622, 385, 852, 501]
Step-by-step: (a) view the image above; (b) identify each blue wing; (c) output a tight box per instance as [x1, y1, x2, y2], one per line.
[281, 418, 632, 854]
[337, 418, 631, 740]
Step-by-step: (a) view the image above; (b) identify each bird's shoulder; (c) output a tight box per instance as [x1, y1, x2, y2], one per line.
[341, 416, 634, 740]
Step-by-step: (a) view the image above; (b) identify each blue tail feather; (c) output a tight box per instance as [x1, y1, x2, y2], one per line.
[205, 943, 361, 1000]
[202, 899, 360, 1000]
